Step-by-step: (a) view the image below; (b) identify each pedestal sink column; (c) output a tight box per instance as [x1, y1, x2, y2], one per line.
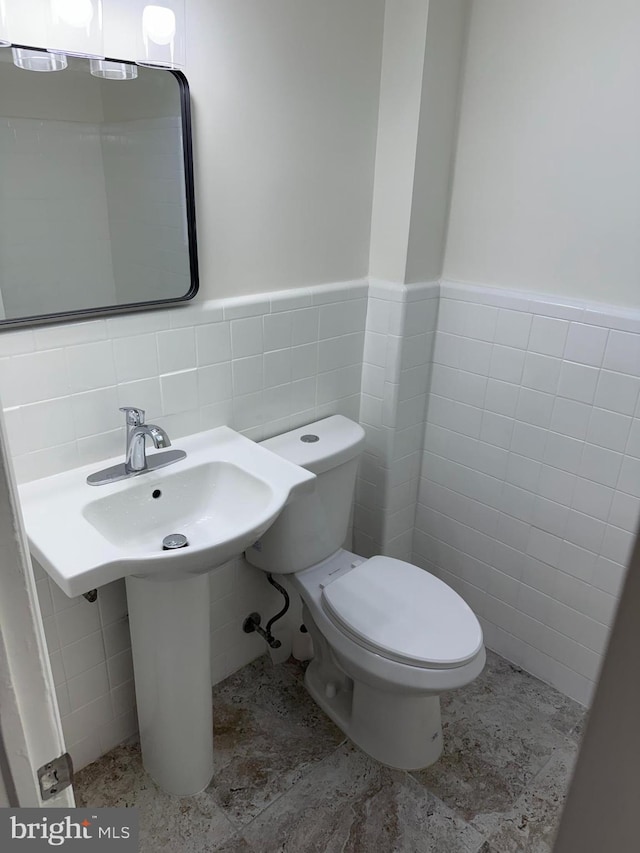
[126, 573, 213, 796]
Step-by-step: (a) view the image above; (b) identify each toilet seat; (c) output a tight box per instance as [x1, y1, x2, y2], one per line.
[321, 556, 483, 670]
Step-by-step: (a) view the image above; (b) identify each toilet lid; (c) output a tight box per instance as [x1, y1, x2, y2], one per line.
[321, 557, 483, 669]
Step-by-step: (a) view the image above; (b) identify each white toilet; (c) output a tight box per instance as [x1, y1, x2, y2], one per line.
[245, 415, 485, 770]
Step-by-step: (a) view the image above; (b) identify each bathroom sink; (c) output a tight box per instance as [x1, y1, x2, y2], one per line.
[19, 424, 317, 797]
[19, 426, 316, 597]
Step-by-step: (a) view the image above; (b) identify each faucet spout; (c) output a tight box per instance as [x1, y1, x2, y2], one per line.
[119, 407, 172, 473]
[125, 424, 172, 473]
[147, 424, 171, 450]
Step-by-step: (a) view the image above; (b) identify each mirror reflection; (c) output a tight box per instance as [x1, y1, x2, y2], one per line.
[0, 48, 197, 326]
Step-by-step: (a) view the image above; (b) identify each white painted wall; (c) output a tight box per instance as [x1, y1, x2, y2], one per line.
[444, 0, 640, 307]
[368, 0, 430, 284]
[369, 0, 469, 285]
[184, 0, 385, 299]
[405, 0, 469, 283]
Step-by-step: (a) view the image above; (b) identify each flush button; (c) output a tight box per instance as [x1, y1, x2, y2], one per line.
[300, 434, 319, 443]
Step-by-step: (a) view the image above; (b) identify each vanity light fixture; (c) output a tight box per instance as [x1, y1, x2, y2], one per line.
[12, 46, 67, 71]
[89, 58, 137, 79]
[48, 0, 104, 58]
[3, 0, 186, 72]
[135, 1, 185, 69]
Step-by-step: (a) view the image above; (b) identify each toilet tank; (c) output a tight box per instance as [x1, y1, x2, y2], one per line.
[245, 415, 366, 574]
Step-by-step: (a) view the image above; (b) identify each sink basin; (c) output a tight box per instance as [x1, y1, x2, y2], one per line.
[19, 426, 316, 597]
[83, 461, 272, 554]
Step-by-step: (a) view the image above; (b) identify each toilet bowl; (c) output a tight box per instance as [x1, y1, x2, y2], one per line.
[245, 415, 485, 770]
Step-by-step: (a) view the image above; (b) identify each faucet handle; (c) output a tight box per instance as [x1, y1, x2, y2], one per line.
[119, 406, 145, 426]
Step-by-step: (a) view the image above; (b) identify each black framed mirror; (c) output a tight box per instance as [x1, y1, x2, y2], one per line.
[0, 45, 198, 328]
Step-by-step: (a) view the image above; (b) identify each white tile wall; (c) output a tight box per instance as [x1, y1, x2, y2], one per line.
[354, 281, 439, 560]
[3, 273, 639, 768]
[0, 279, 367, 769]
[414, 281, 640, 706]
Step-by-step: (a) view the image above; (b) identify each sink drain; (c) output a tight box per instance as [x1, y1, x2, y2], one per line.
[162, 533, 189, 550]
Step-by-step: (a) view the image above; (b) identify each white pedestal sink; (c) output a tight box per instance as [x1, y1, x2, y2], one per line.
[19, 427, 315, 796]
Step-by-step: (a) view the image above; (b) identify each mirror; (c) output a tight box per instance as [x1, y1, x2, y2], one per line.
[0, 47, 198, 328]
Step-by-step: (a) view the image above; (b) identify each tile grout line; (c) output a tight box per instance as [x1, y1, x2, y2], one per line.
[232, 737, 351, 839]
[402, 769, 490, 848]
[213, 657, 351, 838]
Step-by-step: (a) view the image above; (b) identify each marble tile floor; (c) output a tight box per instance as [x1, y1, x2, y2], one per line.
[75, 650, 586, 853]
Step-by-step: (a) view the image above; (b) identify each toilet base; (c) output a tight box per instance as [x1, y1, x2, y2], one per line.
[305, 656, 443, 771]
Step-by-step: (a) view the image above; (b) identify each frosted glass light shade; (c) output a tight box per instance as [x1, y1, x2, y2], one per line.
[48, 0, 104, 58]
[0, 1, 48, 49]
[90, 59, 137, 80]
[0, 0, 11, 46]
[101, 0, 137, 61]
[135, 1, 184, 69]
[12, 47, 67, 71]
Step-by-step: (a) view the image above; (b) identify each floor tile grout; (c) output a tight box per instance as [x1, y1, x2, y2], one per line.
[237, 734, 352, 838]
[75, 650, 585, 853]
[402, 770, 490, 846]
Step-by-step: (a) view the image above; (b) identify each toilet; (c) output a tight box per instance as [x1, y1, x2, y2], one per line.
[245, 415, 486, 770]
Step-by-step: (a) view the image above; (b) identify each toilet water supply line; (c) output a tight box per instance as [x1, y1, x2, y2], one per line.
[242, 574, 290, 649]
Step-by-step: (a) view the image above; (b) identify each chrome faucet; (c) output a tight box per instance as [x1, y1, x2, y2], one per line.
[86, 406, 186, 486]
[120, 407, 171, 473]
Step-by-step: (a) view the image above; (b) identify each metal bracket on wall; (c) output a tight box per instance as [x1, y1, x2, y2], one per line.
[37, 753, 73, 801]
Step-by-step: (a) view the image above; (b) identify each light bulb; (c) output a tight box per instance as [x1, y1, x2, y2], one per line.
[142, 5, 176, 46]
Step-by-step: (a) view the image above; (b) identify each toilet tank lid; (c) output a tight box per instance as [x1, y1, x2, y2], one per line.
[260, 415, 366, 475]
